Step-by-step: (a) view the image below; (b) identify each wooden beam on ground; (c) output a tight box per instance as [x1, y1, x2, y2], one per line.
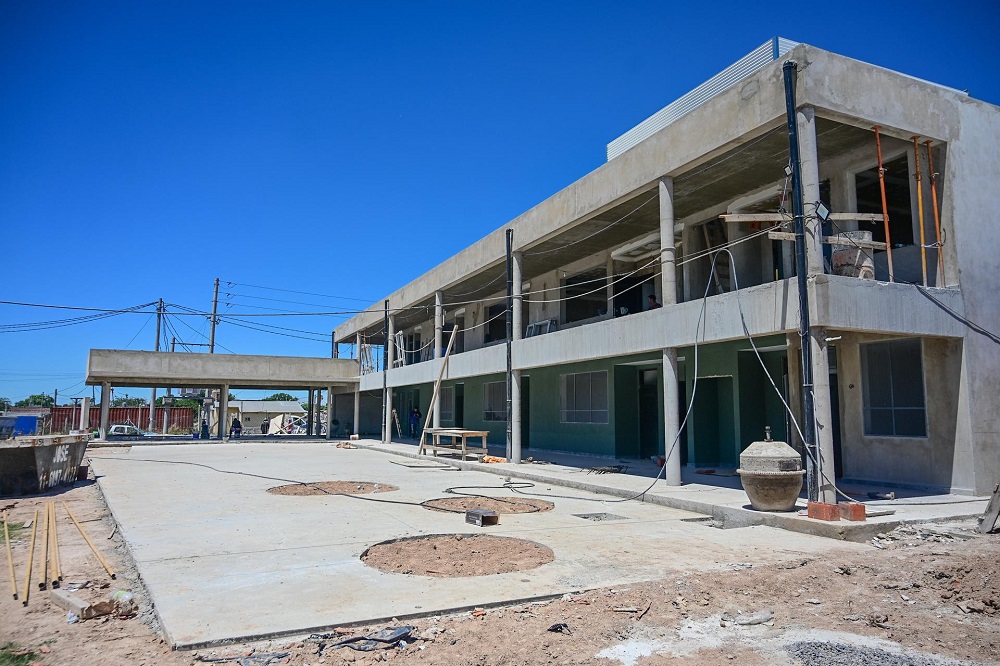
[980, 484, 1000, 534]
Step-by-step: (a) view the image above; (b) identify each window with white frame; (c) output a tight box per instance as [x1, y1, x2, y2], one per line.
[482, 381, 506, 421]
[861, 338, 927, 437]
[560, 371, 609, 423]
[440, 386, 454, 422]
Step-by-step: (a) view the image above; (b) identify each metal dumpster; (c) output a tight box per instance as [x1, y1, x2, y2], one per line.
[0, 433, 90, 495]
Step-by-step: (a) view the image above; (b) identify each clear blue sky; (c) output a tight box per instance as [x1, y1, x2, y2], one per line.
[2, 0, 998, 404]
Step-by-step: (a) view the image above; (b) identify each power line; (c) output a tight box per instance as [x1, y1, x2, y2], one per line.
[223, 280, 375, 303]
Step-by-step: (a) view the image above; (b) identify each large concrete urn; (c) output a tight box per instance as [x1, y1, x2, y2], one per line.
[737, 428, 805, 512]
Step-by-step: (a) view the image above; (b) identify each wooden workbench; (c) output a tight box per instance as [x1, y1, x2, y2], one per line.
[419, 428, 490, 460]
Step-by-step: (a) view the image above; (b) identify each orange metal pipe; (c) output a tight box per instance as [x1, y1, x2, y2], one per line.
[912, 136, 928, 286]
[873, 127, 895, 281]
[925, 140, 945, 284]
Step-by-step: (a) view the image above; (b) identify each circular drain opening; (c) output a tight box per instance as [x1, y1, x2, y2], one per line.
[361, 534, 554, 577]
[266, 481, 399, 496]
[422, 496, 553, 514]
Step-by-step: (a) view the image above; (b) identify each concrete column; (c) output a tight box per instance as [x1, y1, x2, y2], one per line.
[162, 390, 171, 435]
[355, 332, 362, 363]
[512, 253, 523, 339]
[99, 383, 110, 440]
[662, 348, 681, 485]
[659, 178, 677, 305]
[353, 387, 361, 437]
[387, 316, 396, 368]
[384, 387, 394, 443]
[511, 369, 522, 463]
[80, 397, 91, 431]
[681, 225, 693, 302]
[384, 315, 395, 443]
[605, 254, 614, 316]
[434, 292, 444, 358]
[148, 388, 157, 432]
[332, 343, 339, 359]
[326, 386, 334, 440]
[511, 251, 523, 462]
[433, 292, 443, 429]
[797, 106, 825, 275]
[809, 328, 837, 504]
[219, 385, 229, 440]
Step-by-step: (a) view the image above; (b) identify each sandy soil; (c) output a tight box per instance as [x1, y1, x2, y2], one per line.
[361, 534, 555, 577]
[2, 475, 997, 666]
[266, 481, 398, 496]
[421, 497, 554, 514]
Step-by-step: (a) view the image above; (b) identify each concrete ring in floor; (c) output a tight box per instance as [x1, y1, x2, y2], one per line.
[361, 534, 555, 577]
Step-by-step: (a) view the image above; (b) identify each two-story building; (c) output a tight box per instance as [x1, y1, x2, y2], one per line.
[333, 39, 1000, 499]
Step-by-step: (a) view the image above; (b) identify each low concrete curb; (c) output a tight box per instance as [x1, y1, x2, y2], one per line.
[352, 441, 982, 543]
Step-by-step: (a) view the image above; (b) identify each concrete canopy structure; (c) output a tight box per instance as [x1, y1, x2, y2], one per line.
[334, 39, 1000, 496]
[86, 349, 359, 441]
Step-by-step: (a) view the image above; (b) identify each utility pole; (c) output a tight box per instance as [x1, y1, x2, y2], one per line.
[783, 60, 819, 502]
[209, 278, 220, 354]
[52, 389, 58, 434]
[149, 298, 163, 431]
[505, 228, 513, 462]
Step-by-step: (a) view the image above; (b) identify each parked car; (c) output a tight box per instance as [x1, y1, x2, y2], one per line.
[106, 424, 144, 440]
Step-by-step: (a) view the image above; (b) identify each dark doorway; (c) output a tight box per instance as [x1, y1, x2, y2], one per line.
[521, 376, 530, 449]
[454, 383, 465, 428]
[638, 369, 659, 458]
[855, 154, 913, 246]
[829, 346, 842, 478]
[691, 377, 736, 467]
[678, 379, 688, 466]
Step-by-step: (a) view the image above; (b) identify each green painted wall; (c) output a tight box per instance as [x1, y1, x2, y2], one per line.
[614, 366, 639, 458]
[679, 335, 787, 467]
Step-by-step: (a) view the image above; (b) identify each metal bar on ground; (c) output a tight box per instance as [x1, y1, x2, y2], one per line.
[50, 503, 61, 586]
[925, 140, 945, 283]
[4, 511, 16, 599]
[912, 135, 928, 286]
[873, 126, 895, 282]
[22, 508, 38, 605]
[39, 501, 49, 590]
[62, 502, 116, 579]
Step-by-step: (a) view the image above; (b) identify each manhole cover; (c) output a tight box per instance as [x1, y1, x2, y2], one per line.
[266, 481, 399, 496]
[573, 512, 629, 521]
[422, 497, 553, 514]
[361, 534, 554, 577]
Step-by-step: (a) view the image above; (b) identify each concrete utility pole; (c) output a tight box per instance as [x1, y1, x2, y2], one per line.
[209, 278, 220, 354]
[149, 299, 163, 432]
[505, 229, 514, 462]
[783, 60, 819, 503]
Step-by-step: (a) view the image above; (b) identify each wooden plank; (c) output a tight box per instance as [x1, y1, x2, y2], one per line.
[979, 484, 1000, 534]
[767, 231, 888, 251]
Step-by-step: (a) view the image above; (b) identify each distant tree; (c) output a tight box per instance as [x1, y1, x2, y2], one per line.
[111, 396, 148, 407]
[263, 392, 298, 402]
[155, 397, 201, 411]
[15, 394, 54, 407]
[0, 397, 11, 411]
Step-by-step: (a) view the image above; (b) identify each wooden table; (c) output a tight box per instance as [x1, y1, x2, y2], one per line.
[419, 428, 490, 460]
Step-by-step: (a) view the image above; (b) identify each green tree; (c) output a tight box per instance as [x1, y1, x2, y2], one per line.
[15, 394, 54, 407]
[0, 397, 11, 411]
[263, 392, 298, 402]
[155, 397, 201, 411]
[111, 395, 148, 407]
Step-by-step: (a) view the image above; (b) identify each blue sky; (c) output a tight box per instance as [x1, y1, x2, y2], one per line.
[2, 1, 998, 404]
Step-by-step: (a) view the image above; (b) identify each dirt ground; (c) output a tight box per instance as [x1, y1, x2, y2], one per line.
[2, 478, 997, 666]
[362, 534, 555, 577]
[266, 481, 399, 496]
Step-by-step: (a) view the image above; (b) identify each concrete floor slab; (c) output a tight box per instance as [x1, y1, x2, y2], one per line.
[90, 442, 871, 649]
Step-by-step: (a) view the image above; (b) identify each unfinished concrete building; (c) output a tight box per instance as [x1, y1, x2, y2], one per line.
[334, 39, 1000, 498]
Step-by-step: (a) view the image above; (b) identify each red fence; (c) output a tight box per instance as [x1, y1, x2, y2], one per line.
[50, 406, 195, 433]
